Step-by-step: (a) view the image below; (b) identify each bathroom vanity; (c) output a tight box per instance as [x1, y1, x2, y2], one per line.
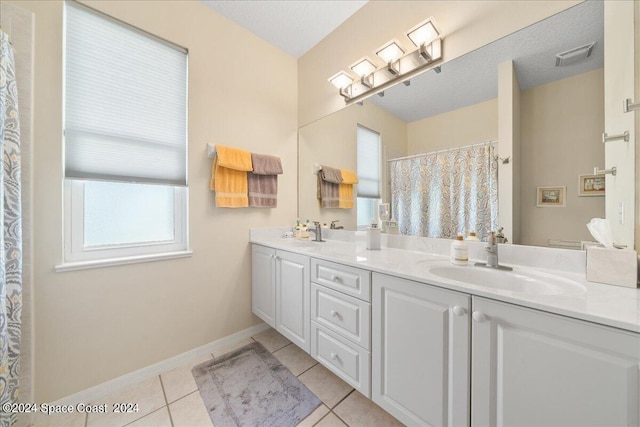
[251, 229, 640, 427]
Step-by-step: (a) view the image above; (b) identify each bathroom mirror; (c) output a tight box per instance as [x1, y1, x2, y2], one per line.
[298, 1, 614, 249]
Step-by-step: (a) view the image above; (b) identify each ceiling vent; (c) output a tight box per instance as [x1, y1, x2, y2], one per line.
[555, 42, 596, 67]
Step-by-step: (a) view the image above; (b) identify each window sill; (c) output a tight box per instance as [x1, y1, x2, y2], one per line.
[55, 250, 193, 273]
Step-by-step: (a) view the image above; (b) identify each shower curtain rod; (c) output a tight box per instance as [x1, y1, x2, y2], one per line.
[387, 140, 498, 162]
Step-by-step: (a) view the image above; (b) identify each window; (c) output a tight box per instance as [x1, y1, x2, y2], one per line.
[356, 125, 381, 227]
[61, 2, 189, 268]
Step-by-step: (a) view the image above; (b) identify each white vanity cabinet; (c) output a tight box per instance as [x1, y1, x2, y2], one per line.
[252, 241, 640, 427]
[310, 258, 372, 396]
[251, 244, 276, 327]
[471, 297, 640, 427]
[372, 273, 471, 427]
[251, 244, 311, 352]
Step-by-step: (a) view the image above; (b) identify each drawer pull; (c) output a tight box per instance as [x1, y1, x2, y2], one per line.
[330, 310, 339, 318]
[330, 274, 339, 282]
[452, 306, 466, 316]
[330, 352, 339, 361]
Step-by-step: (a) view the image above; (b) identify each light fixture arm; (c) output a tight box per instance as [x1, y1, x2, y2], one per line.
[343, 38, 443, 105]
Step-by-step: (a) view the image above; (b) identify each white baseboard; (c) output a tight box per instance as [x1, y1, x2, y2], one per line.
[49, 322, 270, 407]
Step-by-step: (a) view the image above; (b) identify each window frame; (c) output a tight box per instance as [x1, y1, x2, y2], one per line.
[63, 180, 189, 265]
[59, 2, 190, 271]
[356, 124, 382, 228]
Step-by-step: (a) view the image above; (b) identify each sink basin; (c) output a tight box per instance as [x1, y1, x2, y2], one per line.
[428, 265, 585, 296]
[281, 239, 322, 247]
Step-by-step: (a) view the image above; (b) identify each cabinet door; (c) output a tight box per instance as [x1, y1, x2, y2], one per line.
[251, 245, 275, 327]
[472, 297, 640, 427]
[276, 250, 311, 353]
[372, 273, 471, 427]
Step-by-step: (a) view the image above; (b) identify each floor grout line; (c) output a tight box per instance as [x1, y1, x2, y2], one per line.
[331, 388, 355, 410]
[311, 410, 329, 427]
[158, 374, 175, 427]
[296, 361, 319, 378]
[331, 409, 350, 426]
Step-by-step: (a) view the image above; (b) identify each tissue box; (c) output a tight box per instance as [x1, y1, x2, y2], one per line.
[586, 245, 638, 288]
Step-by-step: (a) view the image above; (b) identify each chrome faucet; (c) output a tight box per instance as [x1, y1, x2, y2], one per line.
[308, 221, 325, 242]
[475, 231, 512, 271]
[330, 220, 343, 230]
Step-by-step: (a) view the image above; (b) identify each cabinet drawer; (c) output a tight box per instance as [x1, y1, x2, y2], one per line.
[311, 322, 371, 397]
[311, 259, 371, 301]
[311, 283, 370, 350]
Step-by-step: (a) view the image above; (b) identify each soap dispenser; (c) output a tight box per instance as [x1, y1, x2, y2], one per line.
[450, 234, 468, 265]
[367, 219, 381, 250]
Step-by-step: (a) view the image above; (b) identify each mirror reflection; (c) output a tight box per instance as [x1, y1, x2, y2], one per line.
[298, 1, 609, 249]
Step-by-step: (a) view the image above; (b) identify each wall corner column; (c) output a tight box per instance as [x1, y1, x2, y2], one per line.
[498, 60, 521, 244]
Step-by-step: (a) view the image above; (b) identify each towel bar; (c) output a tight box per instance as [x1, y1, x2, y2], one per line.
[313, 163, 323, 175]
[207, 143, 216, 159]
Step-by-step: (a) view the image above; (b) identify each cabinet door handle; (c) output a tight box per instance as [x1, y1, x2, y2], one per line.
[330, 352, 339, 361]
[452, 306, 466, 316]
[330, 310, 339, 318]
[472, 311, 487, 322]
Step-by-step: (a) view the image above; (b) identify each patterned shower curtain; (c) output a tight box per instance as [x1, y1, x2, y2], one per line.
[0, 30, 23, 427]
[390, 143, 497, 240]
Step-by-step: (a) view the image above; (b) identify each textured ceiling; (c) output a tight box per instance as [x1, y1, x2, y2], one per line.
[369, 1, 603, 123]
[201, 0, 368, 58]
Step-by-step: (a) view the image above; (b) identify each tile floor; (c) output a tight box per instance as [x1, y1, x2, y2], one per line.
[34, 328, 402, 427]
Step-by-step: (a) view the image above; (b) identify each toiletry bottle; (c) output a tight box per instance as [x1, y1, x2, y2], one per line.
[300, 223, 309, 239]
[367, 219, 381, 250]
[295, 218, 301, 238]
[466, 231, 480, 241]
[450, 234, 468, 265]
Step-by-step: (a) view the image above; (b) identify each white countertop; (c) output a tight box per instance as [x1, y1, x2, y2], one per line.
[251, 229, 640, 334]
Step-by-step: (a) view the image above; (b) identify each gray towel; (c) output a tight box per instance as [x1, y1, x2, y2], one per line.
[248, 153, 282, 207]
[249, 174, 278, 207]
[321, 166, 343, 184]
[251, 153, 283, 175]
[317, 174, 339, 208]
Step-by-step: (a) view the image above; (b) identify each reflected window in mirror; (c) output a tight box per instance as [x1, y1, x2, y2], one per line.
[356, 125, 381, 227]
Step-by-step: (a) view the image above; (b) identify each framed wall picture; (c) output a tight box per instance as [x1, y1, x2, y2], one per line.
[578, 173, 605, 197]
[537, 186, 566, 207]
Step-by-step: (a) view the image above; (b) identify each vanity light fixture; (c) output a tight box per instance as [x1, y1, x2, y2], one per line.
[376, 40, 404, 75]
[328, 17, 443, 105]
[328, 71, 354, 99]
[407, 18, 440, 49]
[351, 58, 376, 88]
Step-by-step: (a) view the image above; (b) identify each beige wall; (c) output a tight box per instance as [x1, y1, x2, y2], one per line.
[298, 1, 581, 127]
[298, 103, 407, 229]
[14, 0, 297, 401]
[407, 98, 498, 154]
[520, 68, 604, 247]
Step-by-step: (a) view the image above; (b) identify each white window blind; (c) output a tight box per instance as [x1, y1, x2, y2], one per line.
[64, 2, 188, 186]
[357, 125, 381, 198]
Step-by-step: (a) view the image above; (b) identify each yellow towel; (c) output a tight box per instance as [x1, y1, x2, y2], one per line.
[216, 145, 253, 171]
[338, 183, 354, 209]
[340, 169, 359, 184]
[211, 156, 249, 208]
